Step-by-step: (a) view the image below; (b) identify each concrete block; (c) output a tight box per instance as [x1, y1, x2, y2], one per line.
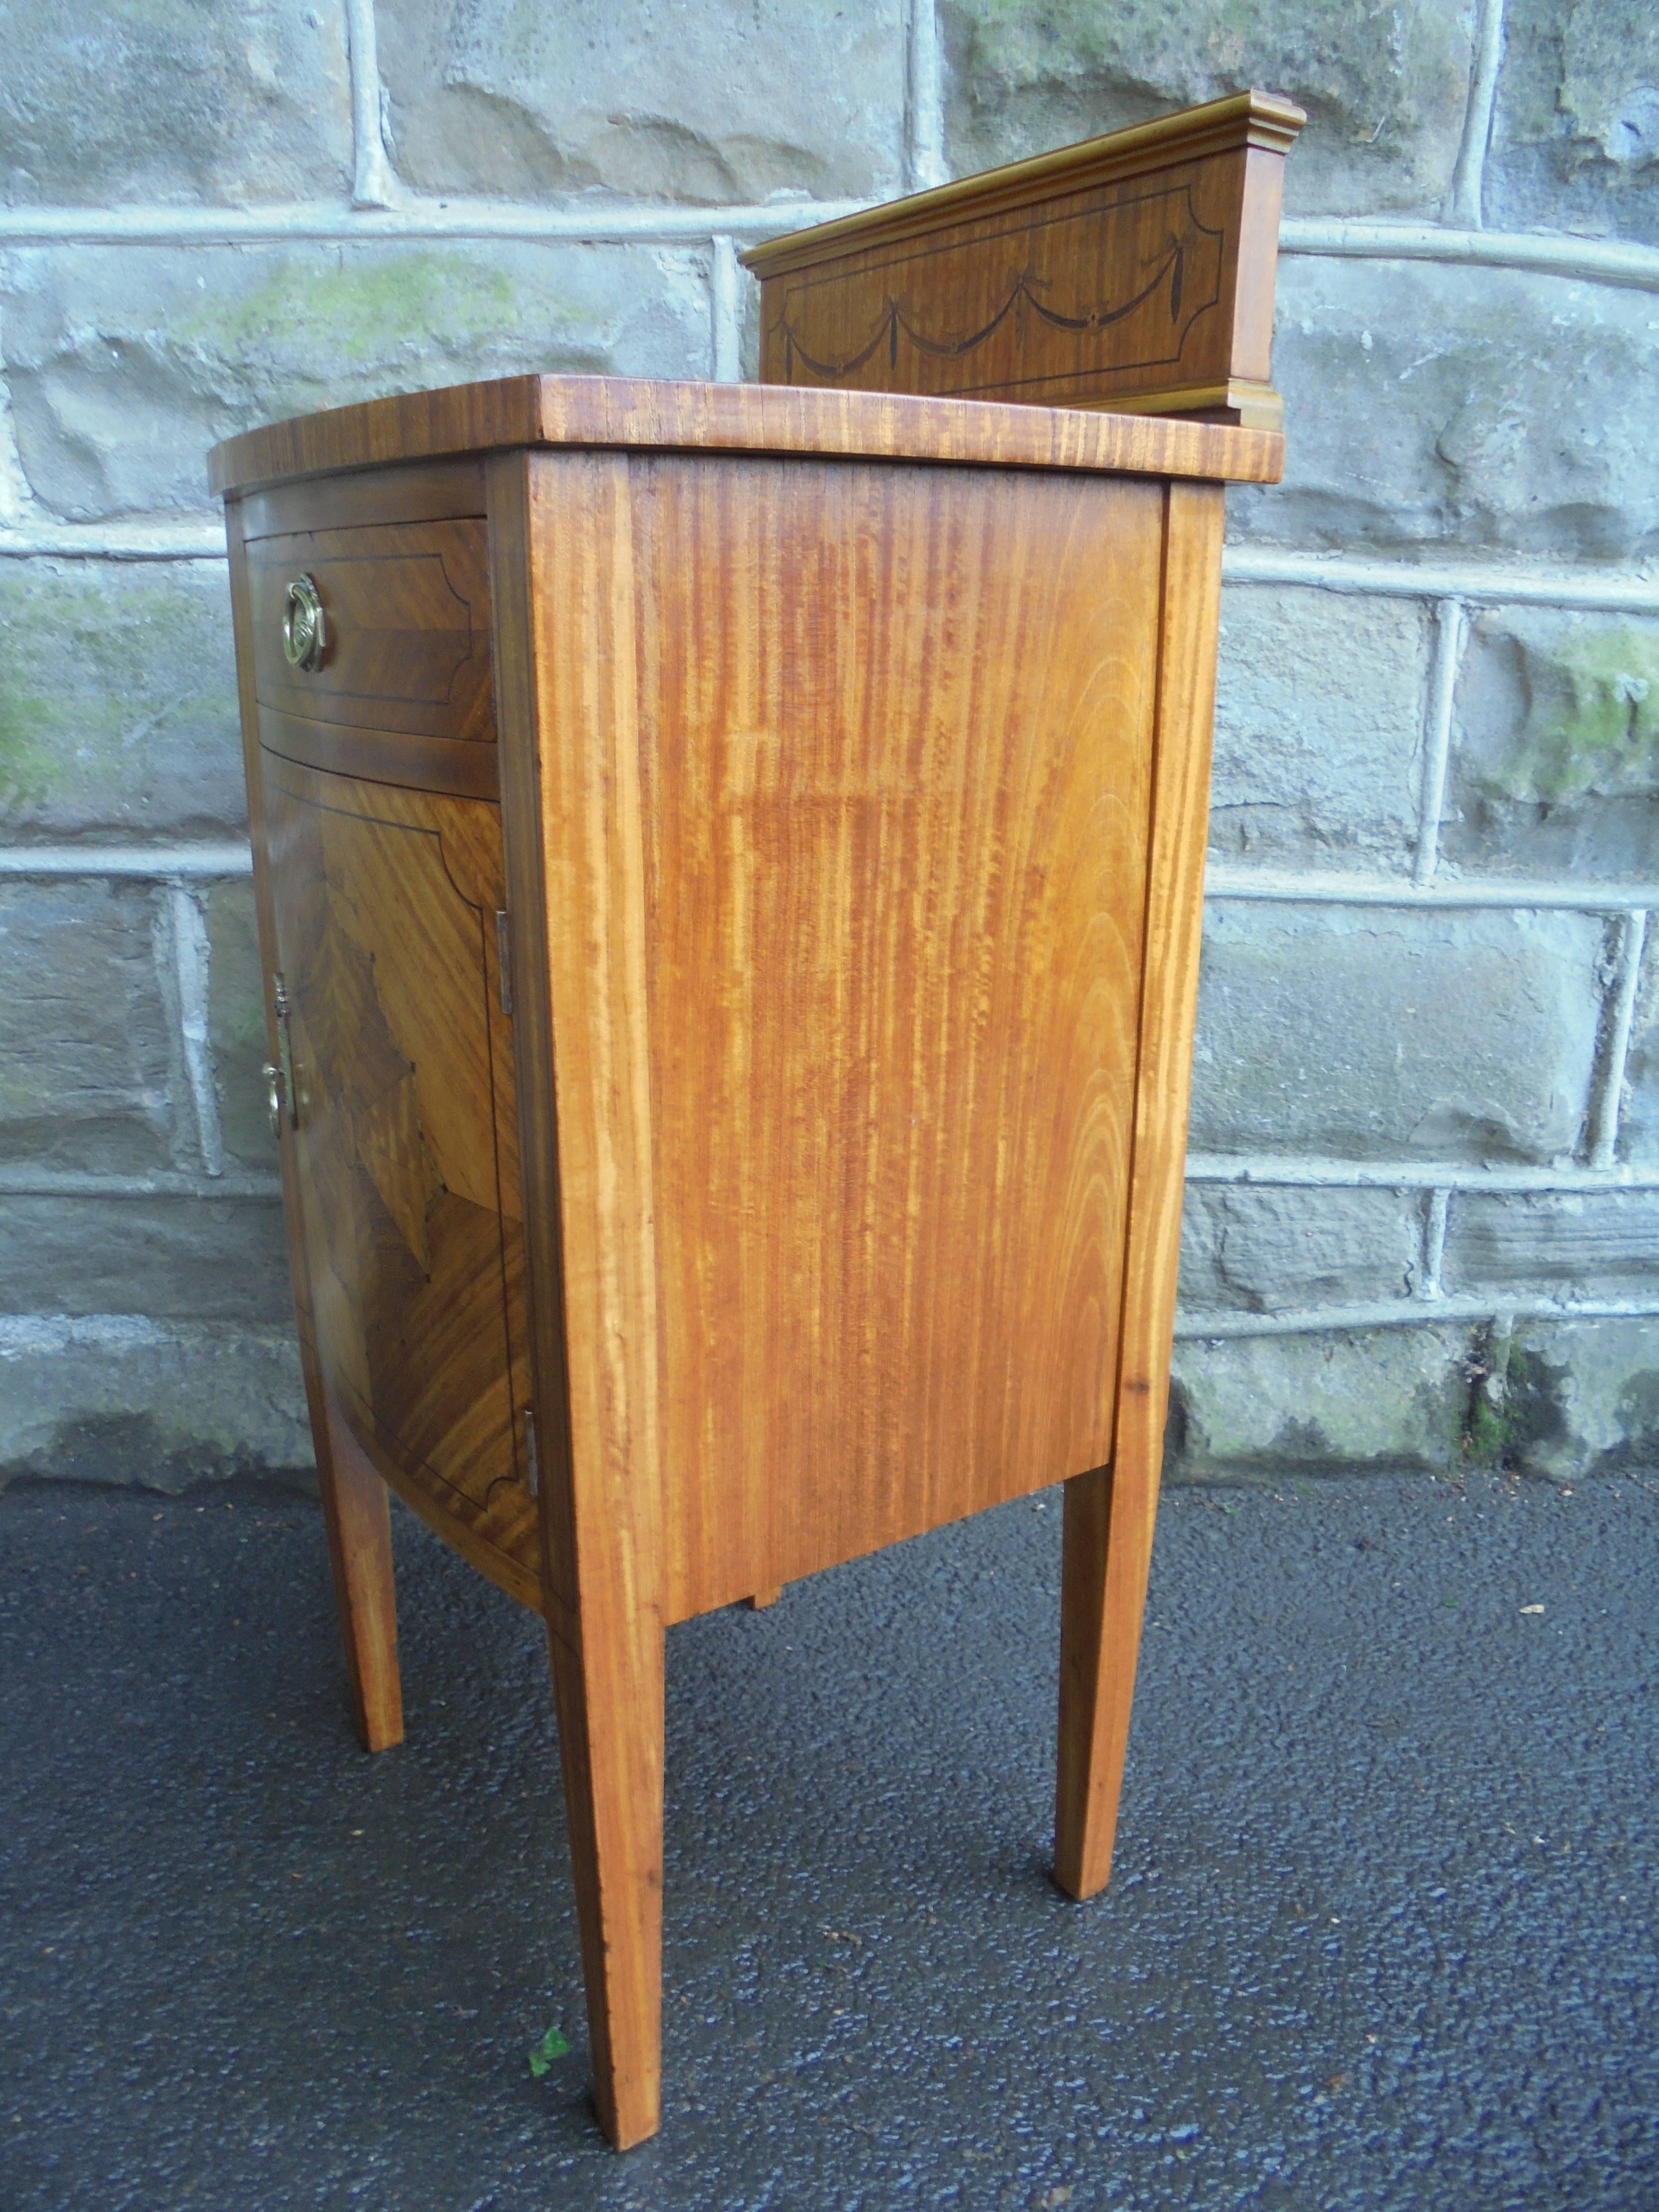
[377, 0, 906, 203]
[1, 241, 714, 520]
[1168, 1322, 1470, 1477]
[1486, 0, 1659, 245]
[1467, 1317, 1659, 1479]
[1618, 929, 1659, 1167]
[0, 1316, 310, 1488]
[0, 1196, 292, 1323]
[0, 562, 244, 836]
[1441, 606, 1659, 882]
[939, 0, 1472, 218]
[1189, 903, 1605, 1163]
[0, 879, 178, 1173]
[1179, 1183, 1420, 1315]
[0, 0, 352, 208]
[1226, 258, 1659, 563]
[205, 880, 275, 1174]
[1211, 584, 1428, 871]
[1443, 1189, 1659, 1298]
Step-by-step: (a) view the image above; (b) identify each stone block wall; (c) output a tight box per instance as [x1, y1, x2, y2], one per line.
[1, 0, 1654, 1488]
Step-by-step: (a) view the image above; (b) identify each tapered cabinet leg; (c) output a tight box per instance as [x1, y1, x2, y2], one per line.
[491, 448, 669, 2151]
[1054, 1458, 1155, 1899]
[1056, 481, 1228, 1903]
[315, 1392, 403, 1753]
[545, 1607, 665, 2150]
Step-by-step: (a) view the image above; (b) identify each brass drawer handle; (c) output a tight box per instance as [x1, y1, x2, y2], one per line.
[281, 574, 327, 672]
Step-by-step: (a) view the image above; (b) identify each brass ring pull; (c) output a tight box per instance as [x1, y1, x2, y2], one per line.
[281, 574, 327, 672]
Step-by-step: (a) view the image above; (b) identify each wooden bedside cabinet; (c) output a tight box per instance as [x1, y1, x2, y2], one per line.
[207, 95, 1297, 2154]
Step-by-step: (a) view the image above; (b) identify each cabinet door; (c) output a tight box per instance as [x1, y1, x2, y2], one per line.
[261, 754, 539, 1607]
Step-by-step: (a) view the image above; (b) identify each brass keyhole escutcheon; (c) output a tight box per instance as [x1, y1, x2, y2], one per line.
[281, 573, 327, 672]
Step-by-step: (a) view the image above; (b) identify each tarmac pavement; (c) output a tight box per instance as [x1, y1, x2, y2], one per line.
[2, 1464, 1655, 2211]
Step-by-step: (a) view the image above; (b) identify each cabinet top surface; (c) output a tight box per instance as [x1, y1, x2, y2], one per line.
[207, 373, 1282, 498]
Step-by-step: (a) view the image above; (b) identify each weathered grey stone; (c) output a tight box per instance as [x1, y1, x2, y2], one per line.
[0, 1315, 310, 1487]
[0, 241, 714, 519]
[1486, 0, 1659, 245]
[939, 0, 1472, 217]
[1444, 1189, 1659, 1297]
[738, 267, 764, 386]
[1179, 1183, 1421, 1314]
[0, 0, 353, 209]
[1167, 1321, 1470, 1477]
[1226, 258, 1659, 563]
[1619, 929, 1659, 1167]
[377, 0, 906, 204]
[1189, 903, 1606, 1162]
[1469, 1317, 1659, 1479]
[0, 879, 178, 1173]
[0, 1195, 291, 1322]
[204, 879, 276, 1174]
[1441, 606, 1659, 882]
[1211, 585, 1428, 870]
[0, 562, 244, 836]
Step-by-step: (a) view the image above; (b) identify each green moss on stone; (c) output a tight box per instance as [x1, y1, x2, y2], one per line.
[183, 253, 522, 364]
[0, 687, 61, 812]
[1463, 1324, 1569, 1472]
[0, 569, 237, 823]
[1512, 629, 1659, 803]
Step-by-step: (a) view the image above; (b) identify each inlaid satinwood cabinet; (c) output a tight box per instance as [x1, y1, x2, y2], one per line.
[209, 94, 1297, 2154]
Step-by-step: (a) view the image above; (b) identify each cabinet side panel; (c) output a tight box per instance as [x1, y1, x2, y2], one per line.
[632, 456, 1163, 1620]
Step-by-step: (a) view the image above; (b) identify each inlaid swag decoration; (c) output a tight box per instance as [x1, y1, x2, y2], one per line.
[744, 89, 1304, 431]
[769, 184, 1224, 388]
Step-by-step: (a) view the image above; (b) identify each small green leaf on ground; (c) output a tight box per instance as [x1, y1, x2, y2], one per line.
[528, 2024, 570, 2078]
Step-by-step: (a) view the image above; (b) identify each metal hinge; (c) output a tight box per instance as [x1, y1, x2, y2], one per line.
[267, 971, 298, 1133]
[522, 1407, 539, 1498]
[495, 910, 513, 1017]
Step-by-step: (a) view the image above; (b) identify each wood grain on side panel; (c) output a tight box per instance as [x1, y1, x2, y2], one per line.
[627, 455, 1164, 1623]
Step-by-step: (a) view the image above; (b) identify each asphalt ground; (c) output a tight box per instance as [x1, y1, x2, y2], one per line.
[2, 1465, 1655, 2212]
